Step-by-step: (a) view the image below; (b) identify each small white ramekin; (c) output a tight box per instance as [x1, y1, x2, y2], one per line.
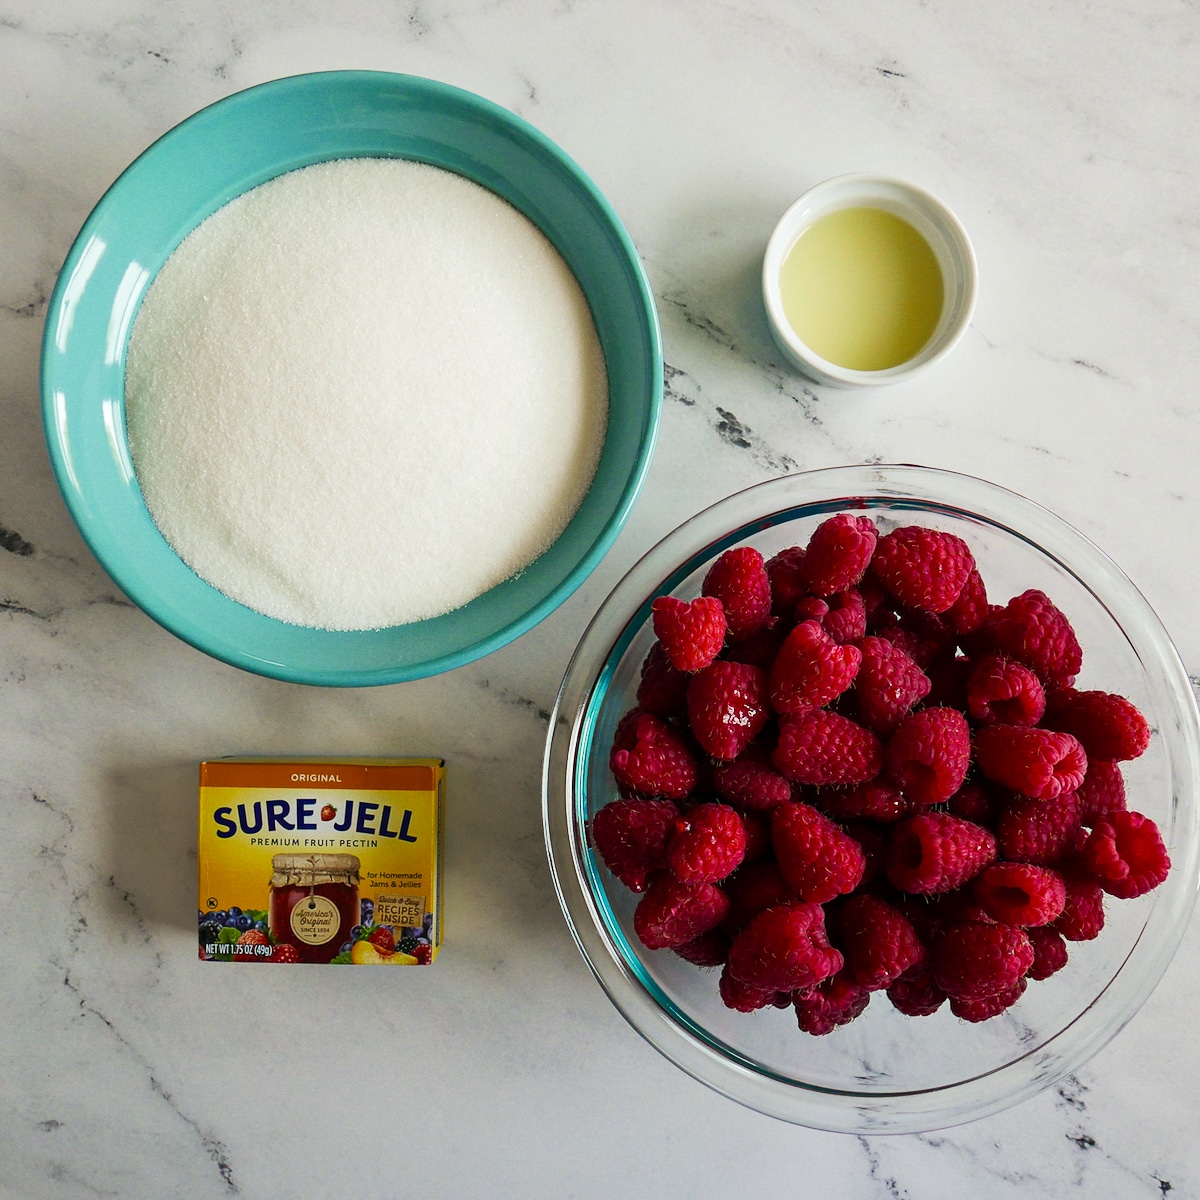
[762, 174, 977, 388]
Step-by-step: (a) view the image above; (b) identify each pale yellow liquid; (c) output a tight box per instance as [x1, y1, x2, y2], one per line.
[779, 207, 944, 371]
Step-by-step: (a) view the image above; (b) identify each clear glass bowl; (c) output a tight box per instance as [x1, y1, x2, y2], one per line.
[543, 465, 1200, 1133]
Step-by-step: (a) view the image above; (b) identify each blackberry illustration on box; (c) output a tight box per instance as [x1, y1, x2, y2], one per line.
[198, 758, 444, 964]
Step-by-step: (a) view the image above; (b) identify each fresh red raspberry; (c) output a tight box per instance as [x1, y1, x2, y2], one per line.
[702, 546, 772, 641]
[827, 590, 869, 644]
[412, 942, 433, 965]
[1080, 811, 1170, 899]
[673, 929, 730, 968]
[974, 724, 1087, 800]
[718, 963, 782, 1012]
[800, 590, 868, 646]
[611, 708, 643, 753]
[978, 589, 1082, 687]
[270, 943, 300, 963]
[946, 782, 1000, 826]
[610, 711, 698, 800]
[772, 710, 883, 786]
[995, 791, 1084, 866]
[972, 863, 1067, 926]
[886, 813, 997, 894]
[1076, 759, 1127, 824]
[799, 514, 878, 596]
[886, 967, 947, 1017]
[966, 655, 1046, 726]
[1044, 688, 1151, 762]
[871, 525, 975, 613]
[367, 926, 396, 954]
[1053, 873, 1105, 941]
[721, 861, 796, 935]
[633, 876, 730, 949]
[651, 595, 727, 672]
[794, 590, 863, 644]
[727, 902, 843, 992]
[884, 707, 971, 807]
[768, 620, 861, 714]
[836, 893, 926, 990]
[711, 747, 792, 811]
[636, 642, 690, 719]
[794, 973, 871, 1034]
[765, 545, 809, 615]
[1026, 927, 1069, 980]
[946, 568, 988, 635]
[687, 660, 769, 760]
[949, 978, 1027, 1022]
[854, 635, 931, 735]
[930, 921, 1034, 1001]
[771, 801, 866, 903]
[873, 623, 939, 671]
[813, 779, 909, 823]
[794, 595, 828, 625]
[590, 798, 680, 892]
[667, 802, 746, 883]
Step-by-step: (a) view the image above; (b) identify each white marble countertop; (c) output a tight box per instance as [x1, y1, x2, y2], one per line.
[3, 2, 1199, 1196]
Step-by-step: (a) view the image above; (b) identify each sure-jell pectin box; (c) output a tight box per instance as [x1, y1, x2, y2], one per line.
[198, 758, 444, 965]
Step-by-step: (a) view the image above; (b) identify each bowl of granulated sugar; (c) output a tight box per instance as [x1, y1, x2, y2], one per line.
[40, 72, 661, 684]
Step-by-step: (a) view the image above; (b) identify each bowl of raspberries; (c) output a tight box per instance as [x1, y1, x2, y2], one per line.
[543, 464, 1200, 1132]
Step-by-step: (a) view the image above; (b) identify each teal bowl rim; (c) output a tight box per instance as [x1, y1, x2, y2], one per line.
[39, 70, 662, 686]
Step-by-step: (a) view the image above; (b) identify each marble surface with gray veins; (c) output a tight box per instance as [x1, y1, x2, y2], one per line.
[2, 2, 1199, 1197]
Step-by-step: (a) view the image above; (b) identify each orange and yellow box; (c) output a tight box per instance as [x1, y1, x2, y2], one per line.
[198, 758, 444, 965]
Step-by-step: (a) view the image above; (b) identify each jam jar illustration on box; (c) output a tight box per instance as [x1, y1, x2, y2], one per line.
[270, 854, 360, 963]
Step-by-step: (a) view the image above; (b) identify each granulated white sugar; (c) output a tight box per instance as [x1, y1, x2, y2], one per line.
[124, 158, 608, 630]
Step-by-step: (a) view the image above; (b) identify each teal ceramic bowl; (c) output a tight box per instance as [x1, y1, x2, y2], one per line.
[41, 71, 661, 685]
